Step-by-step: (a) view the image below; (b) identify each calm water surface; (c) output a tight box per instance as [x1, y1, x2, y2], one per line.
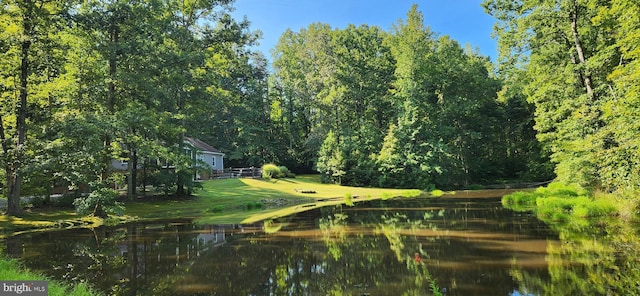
[4, 192, 562, 295]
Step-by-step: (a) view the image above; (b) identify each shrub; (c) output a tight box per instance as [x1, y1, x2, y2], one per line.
[244, 201, 263, 210]
[278, 166, 295, 178]
[505, 183, 620, 224]
[583, 198, 617, 217]
[211, 205, 225, 213]
[73, 188, 124, 217]
[402, 190, 422, 198]
[535, 182, 588, 198]
[430, 189, 445, 197]
[52, 193, 77, 207]
[262, 164, 282, 179]
[344, 193, 354, 206]
[502, 191, 537, 207]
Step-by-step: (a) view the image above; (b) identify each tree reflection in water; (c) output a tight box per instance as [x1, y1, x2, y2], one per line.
[7, 196, 628, 295]
[508, 210, 640, 296]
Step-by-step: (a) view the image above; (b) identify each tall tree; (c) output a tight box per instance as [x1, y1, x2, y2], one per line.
[595, 1, 640, 192]
[483, 0, 640, 191]
[161, 0, 258, 195]
[378, 5, 505, 189]
[0, 0, 71, 216]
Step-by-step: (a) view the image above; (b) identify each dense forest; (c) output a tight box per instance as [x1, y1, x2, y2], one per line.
[1, 1, 638, 217]
[272, 7, 551, 189]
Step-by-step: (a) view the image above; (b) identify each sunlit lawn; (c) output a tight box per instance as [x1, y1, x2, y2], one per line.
[0, 175, 421, 234]
[126, 175, 419, 224]
[0, 210, 105, 238]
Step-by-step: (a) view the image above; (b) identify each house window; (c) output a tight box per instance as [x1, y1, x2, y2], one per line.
[212, 157, 216, 167]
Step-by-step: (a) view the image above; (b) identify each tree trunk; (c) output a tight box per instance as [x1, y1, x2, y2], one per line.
[92, 199, 108, 218]
[127, 148, 137, 199]
[102, 14, 119, 182]
[7, 12, 33, 216]
[570, 1, 594, 99]
[6, 170, 22, 216]
[141, 158, 147, 196]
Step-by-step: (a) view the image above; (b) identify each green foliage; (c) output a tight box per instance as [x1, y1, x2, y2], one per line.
[278, 166, 295, 178]
[502, 191, 537, 207]
[244, 201, 263, 211]
[211, 205, 225, 213]
[260, 164, 294, 179]
[0, 0, 262, 216]
[429, 190, 445, 197]
[317, 131, 346, 184]
[484, 0, 640, 192]
[262, 164, 282, 179]
[535, 182, 588, 198]
[401, 190, 422, 198]
[466, 184, 485, 190]
[0, 257, 97, 296]
[73, 188, 124, 217]
[271, 6, 526, 189]
[343, 192, 354, 206]
[503, 183, 618, 225]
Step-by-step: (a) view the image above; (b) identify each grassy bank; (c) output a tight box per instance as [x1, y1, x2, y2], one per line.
[0, 256, 97, 296]
[126, 175, 422, 224]
[502, 182, 636, 226]
[1, 175, 423, 234]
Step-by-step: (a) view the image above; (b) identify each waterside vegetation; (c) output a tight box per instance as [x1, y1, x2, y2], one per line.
[0, 256, 97, 296]
[502, 182, 636, 228]
[504, 183, 640, 295]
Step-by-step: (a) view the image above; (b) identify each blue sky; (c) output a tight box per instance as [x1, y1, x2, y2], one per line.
[231, 0, 498, 61]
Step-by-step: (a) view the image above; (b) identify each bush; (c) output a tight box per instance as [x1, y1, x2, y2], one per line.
[261, 164, 294, 179]
[262, 164, 281, 179]
[402, 190, 422, 197]
[244, 201, 263, 210]
[430, 189, 445, 197]
[535, 182, 588, 198]
[502, 191, 537, 207]
[278, 166, 295, 178]
[344, 193, 354, 206]
[52, 193, 77, 207]
[73, 188, 124, 217]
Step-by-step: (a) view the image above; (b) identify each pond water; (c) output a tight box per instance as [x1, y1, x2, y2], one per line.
[3, 191, 636, 295]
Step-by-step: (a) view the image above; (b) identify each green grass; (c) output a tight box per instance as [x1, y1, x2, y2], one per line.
[502, 182, 619, 223]
[125, 175, 420, 224]
[1, 175, 425, 232]
[0, 256, 98, 296]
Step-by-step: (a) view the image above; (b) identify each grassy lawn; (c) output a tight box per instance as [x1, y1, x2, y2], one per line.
[126, 175, 420, 224]
[0, 175, 421, 235]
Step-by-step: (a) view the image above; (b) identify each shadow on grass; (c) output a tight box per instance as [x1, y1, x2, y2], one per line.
[269, 178, 298, 184]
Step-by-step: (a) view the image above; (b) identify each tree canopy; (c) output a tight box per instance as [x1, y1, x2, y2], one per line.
[272, 5, 549, 189]
[483, 0, 640, 193]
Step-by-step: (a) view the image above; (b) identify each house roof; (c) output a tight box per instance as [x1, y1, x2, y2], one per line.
[184, 137, 223, 154]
